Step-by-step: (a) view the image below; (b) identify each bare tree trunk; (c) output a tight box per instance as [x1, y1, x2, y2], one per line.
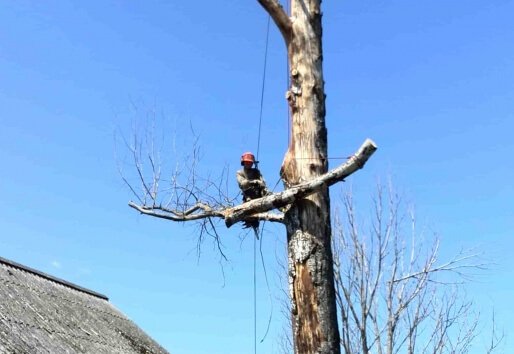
[260, 1, 341, 352]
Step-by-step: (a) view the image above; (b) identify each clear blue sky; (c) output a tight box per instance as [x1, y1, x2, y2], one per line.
[1, 1, 513, 353]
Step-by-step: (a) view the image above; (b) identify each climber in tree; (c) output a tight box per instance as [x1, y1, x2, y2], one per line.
[236, 152, 270, 229]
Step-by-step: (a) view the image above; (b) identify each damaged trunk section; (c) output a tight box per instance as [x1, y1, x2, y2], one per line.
[286, 196, 340, 354]
[293, 261, 322, 352]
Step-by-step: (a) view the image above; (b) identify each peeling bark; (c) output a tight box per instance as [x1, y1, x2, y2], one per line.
[293, 262, 323, 352]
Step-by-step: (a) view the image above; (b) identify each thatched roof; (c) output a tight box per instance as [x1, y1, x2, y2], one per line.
[0, 256, 169, 354]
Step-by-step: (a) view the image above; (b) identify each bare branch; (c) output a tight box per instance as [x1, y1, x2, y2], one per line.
[257, 0, 292, 43]
[128, 201, 222, 221]
[128, 201, 285, 225]
[486, 311, 504, 354]
[392, 252, 486, 284]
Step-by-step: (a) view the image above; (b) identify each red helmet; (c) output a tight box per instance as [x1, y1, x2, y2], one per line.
[241, 152, 255, 166]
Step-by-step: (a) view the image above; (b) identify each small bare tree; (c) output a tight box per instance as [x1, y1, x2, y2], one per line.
[331, 184, 502, 354]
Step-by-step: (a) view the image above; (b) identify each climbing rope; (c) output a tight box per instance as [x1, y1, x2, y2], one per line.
[253, 230, 257, 354]
[253, 2, 295, 349]
[255, 15, 271, 164]
[254, 14, 271, 354]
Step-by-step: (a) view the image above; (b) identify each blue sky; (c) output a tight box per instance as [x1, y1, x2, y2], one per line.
[1, 1, 513, 353]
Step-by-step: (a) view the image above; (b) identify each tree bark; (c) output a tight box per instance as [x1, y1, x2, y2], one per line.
[261, 1, 342, 353]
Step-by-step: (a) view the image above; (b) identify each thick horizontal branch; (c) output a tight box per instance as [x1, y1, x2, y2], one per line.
[257, 0, 292, 43]
[224, 138, 377, 227]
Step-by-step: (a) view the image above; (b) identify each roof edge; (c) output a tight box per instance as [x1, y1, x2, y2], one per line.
[0, 256, 109, 301]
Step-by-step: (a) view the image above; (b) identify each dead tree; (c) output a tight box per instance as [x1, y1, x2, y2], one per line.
[125, 2, 377, 353]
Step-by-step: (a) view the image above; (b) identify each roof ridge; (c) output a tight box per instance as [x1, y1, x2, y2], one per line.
[0, 256, 108, 301]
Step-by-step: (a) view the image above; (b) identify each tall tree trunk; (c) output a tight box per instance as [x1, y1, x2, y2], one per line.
[279, 1, 341, 353]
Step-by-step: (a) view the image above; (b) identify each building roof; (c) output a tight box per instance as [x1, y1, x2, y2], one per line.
[0, 256, 169, 354]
